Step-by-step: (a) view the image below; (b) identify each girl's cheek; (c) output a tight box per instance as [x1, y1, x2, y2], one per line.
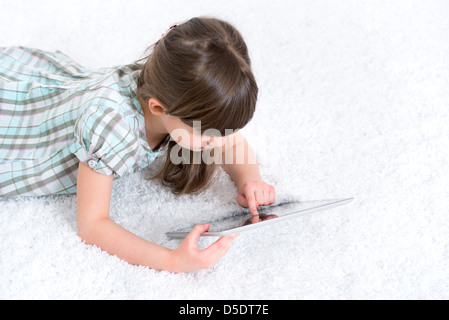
[180, 137, 195, 150]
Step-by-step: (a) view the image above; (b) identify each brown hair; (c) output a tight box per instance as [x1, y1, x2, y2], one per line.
[134, 17, 258, 195]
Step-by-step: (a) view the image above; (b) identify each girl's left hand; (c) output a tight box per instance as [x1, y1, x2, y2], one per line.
[236, 181, 276, 216]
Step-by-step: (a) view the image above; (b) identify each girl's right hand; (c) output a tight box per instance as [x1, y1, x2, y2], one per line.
[168, 224, 238, 273]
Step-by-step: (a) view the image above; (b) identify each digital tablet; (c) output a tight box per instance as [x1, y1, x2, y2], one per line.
[166, 197, 354, 238]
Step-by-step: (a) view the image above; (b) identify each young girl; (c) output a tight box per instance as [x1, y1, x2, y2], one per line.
[0, 17, 275, 272]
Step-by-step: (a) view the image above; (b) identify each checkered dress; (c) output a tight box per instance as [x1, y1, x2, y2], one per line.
[0, 46, 169, 197]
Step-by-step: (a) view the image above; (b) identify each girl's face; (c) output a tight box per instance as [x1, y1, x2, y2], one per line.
[162, 114, 235, 152]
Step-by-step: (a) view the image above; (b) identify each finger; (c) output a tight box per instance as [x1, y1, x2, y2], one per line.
[185, 224, 209, 249]
[245, 189, 259, 216]
[254, 187, 264, 207]
[201, 233, 238, 263]
[260, 184, 274, 206]
[263, 185, 274, 205]
[251, 216, 261, 223]
[268, 186, 276, 205]
[202, 233, 237, 258]
[262, 186, 270, 205]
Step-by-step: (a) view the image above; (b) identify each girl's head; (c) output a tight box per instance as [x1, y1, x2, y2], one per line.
[135, 16, 258, 195]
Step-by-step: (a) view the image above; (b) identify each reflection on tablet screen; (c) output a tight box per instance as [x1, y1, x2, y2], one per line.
[173, 199, 344, 234]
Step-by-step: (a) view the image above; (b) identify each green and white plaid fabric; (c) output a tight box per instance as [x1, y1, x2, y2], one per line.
[0, 46, 168, 197]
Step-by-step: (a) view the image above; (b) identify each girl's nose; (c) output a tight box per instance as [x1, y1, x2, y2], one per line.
[201, 137, 214, 149]
[204, 136, 213, 145]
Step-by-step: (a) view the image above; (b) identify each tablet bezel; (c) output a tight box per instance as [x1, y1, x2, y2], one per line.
[166, 197, 354, 238]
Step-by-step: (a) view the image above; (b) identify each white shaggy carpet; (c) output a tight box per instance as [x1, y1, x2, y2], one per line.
[1, 0, 448, 299]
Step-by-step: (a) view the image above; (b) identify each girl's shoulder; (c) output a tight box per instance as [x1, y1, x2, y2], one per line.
[72, 103, 141, 176]
[75, 104, 138, 149]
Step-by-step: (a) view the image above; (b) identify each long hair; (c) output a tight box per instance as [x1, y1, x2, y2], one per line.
[134, 17, 258, 195]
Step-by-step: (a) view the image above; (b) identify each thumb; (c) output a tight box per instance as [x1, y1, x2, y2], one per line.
[185, 224, 209, 248]
[237, 192, 259, 215]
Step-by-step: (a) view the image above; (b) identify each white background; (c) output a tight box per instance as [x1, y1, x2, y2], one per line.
[1, 0, 448, 299]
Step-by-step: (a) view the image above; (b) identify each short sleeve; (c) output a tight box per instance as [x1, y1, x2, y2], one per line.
[71, 105, 139, 177]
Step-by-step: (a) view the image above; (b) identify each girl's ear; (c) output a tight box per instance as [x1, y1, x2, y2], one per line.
[148, 98, 169, 116]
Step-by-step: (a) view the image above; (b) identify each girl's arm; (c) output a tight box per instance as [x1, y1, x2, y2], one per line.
[76, 161, 236, 272]
[221, 133, 276, 215]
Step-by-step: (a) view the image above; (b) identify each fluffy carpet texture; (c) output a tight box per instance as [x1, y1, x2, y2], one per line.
[1, 0, 448, 299]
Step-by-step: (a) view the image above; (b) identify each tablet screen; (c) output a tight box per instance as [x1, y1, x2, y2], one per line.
[167, 198, 353, 237]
